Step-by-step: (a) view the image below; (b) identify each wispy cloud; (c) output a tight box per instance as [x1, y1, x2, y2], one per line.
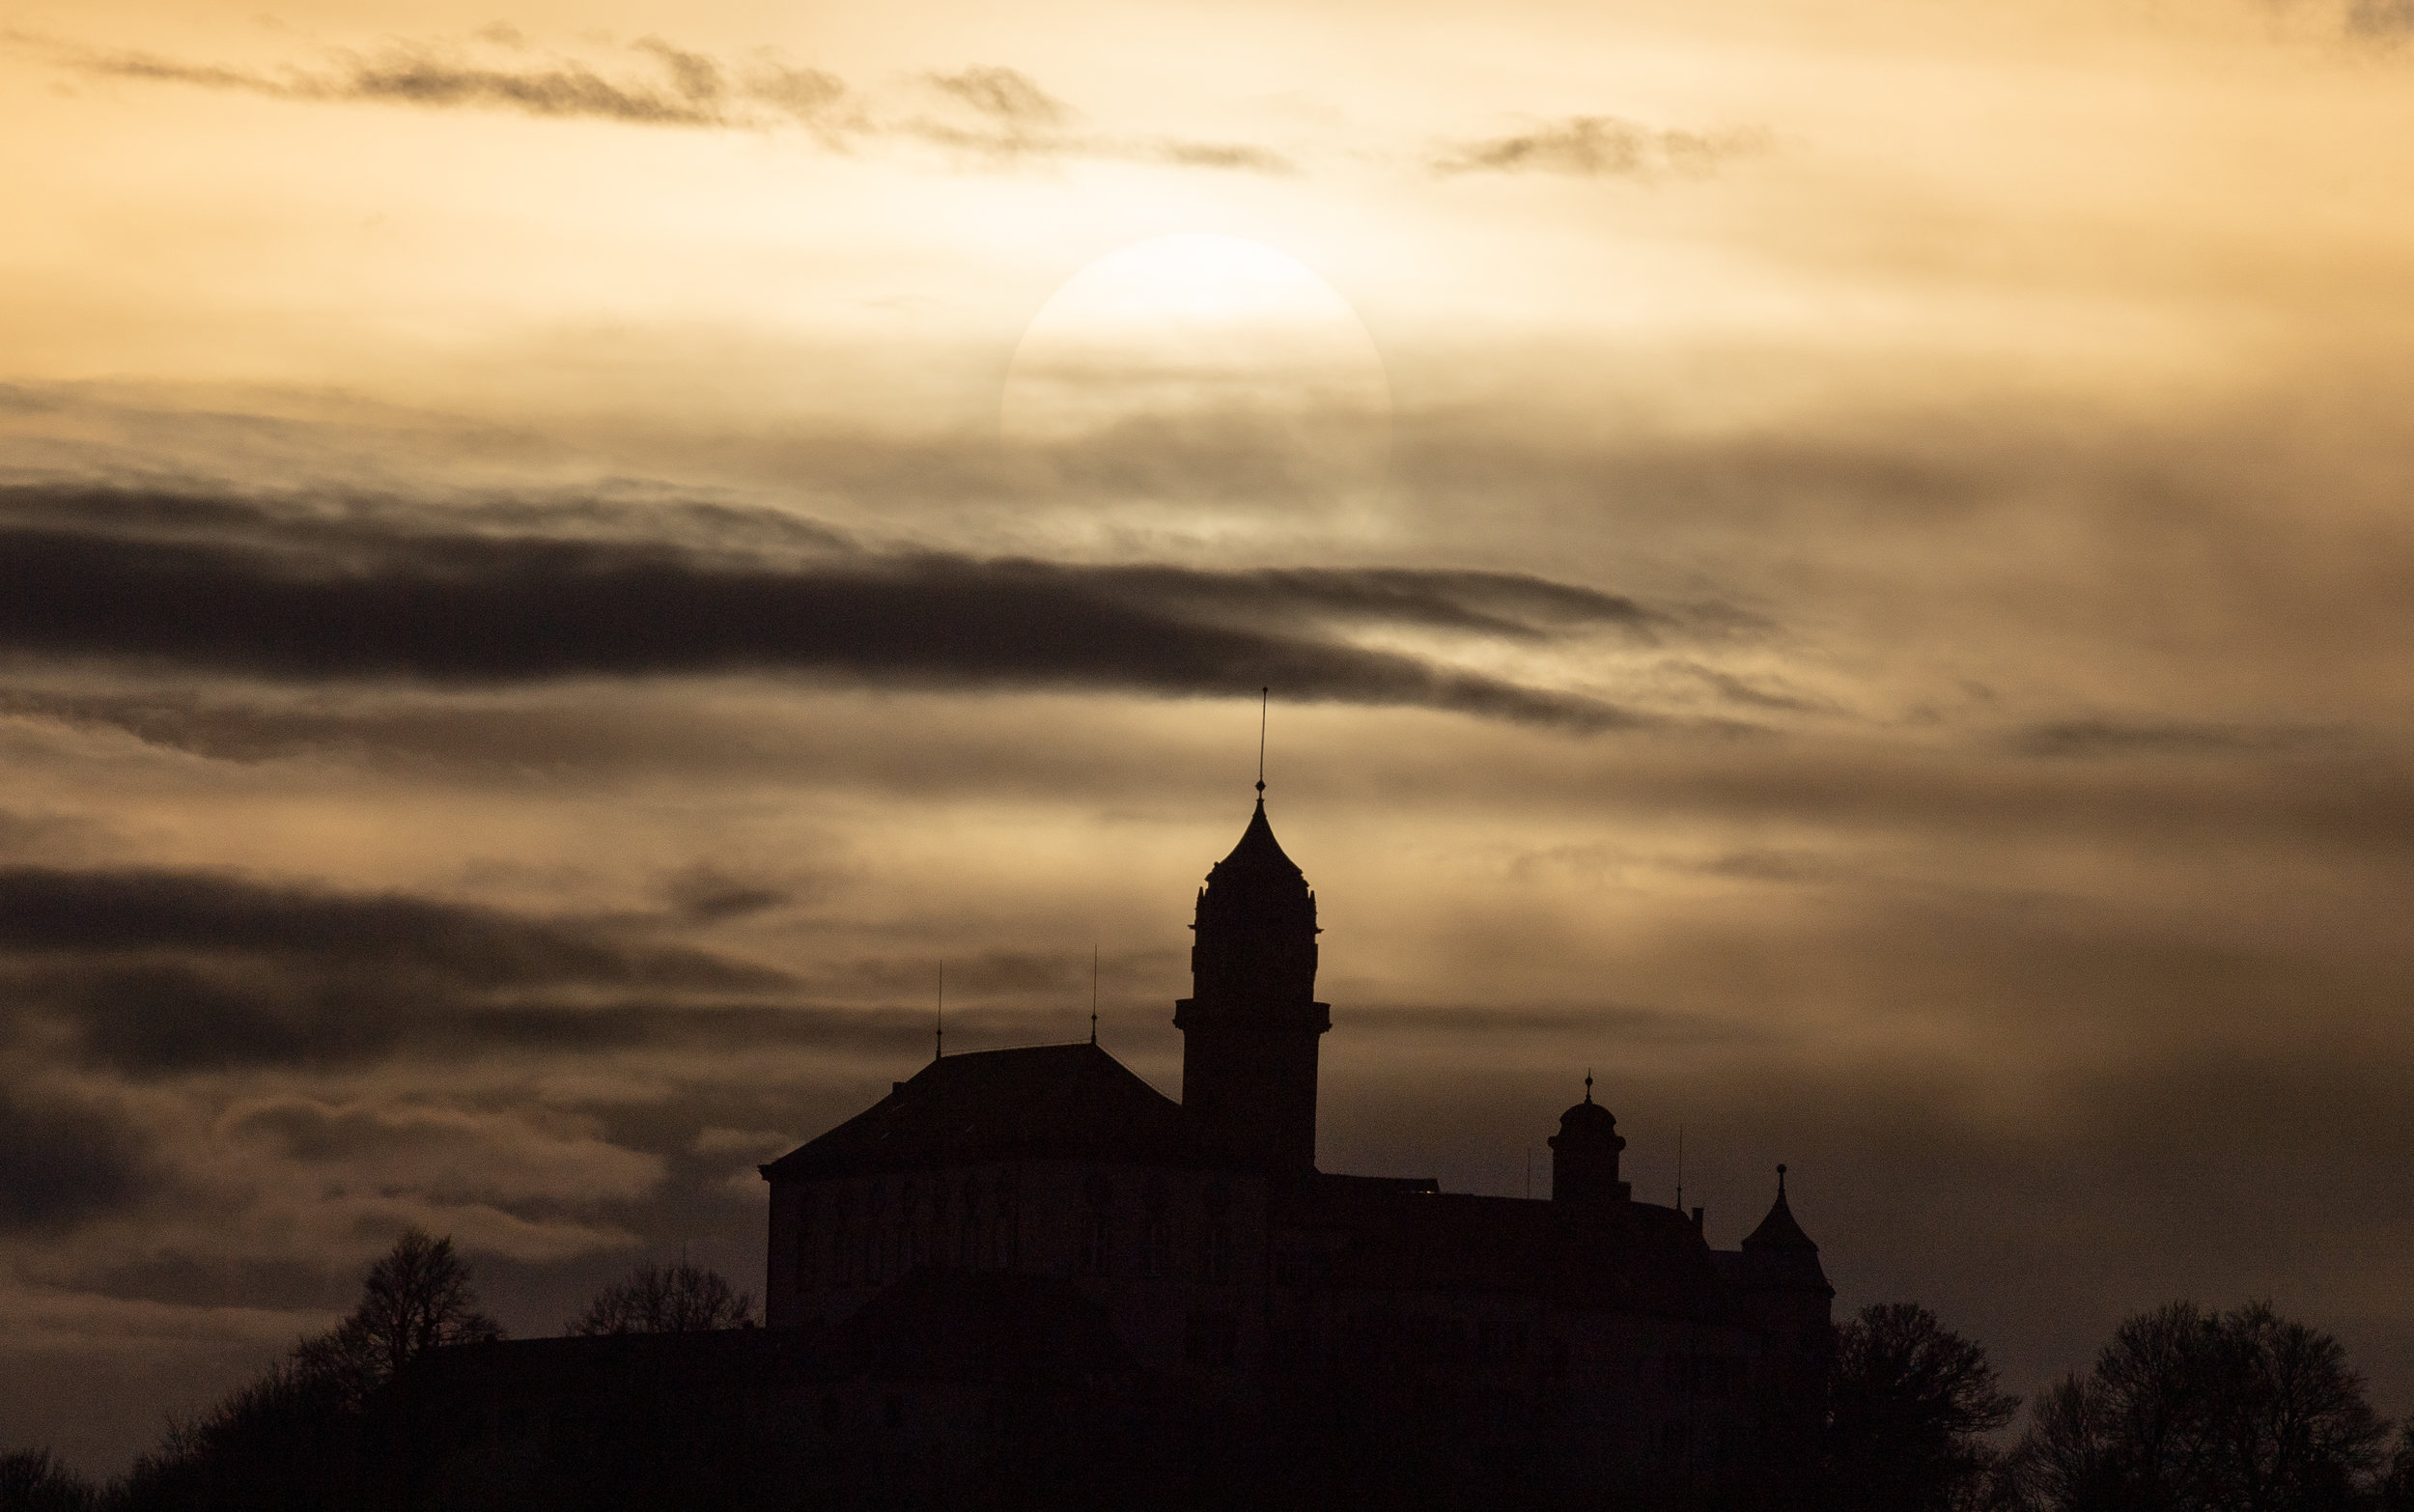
[2344, 0, 2414, 38]
[70, 36, 856, 137]
[37, 34, 1290, 172]
[2007, 718, 2347, 759]
[1432, 114, 1769, 179]
[923, 65, 1071, 130]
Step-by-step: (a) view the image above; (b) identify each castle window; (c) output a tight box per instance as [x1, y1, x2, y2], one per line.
[1713, 1424, 1750, 1468]
[1202, 1222, 1232, 1283]
[1081, 1174, 1114, 1276]
[791, 1190, 815, 1292]
[1475, 1320, 1526, 1365]
[1185, 1310, 1239, 1367]
[956, 1181, 981, 1271]
[994, 1175, 1019, 1271]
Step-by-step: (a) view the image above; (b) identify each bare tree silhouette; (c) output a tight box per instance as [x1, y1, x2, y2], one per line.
[570, 1258, 756, 1334]
[0, 1448, 99, 1511]
[2006, 1301, 2388, 1512]
[110, 1228, 500, 1510]
[1818, 1302, 2020, 1512]
[294, 1228, 503, 1404]
[2380, 1423, 2414, 1512]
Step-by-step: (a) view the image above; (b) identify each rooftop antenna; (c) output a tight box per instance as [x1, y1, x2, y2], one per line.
[934, 965, 943, 1061]
[1675, 1124, 1684, 1213]
[1089, 943, 1099, 1046]
[1256, 686, 1269, 798]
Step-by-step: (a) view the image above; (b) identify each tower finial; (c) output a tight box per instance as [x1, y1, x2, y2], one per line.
[1256, 687, 1269, 797]
[1584, 1069, 1593, 1104]
[1676, 1124, 1684, 1213]
[1090, 943, 1099, 1045]
[935, 965, 943, 1061]
[1778, 1162, 1787, 1195]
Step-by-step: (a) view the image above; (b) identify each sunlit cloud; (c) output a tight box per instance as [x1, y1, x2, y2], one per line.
[1431, 115, 1772, 179]
[24, 31, 1292, 172]
[9, 0, 2414, 1479]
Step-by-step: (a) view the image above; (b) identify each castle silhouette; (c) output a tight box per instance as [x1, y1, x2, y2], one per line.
[401, 797, 1834, 1511]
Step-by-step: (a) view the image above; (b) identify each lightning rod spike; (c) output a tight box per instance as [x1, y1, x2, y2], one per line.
[1256, 686, 1269, 797]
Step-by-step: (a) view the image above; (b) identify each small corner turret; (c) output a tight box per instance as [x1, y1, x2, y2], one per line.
[1741, 1163, 1834, 1299]
[1549, 1073, 1632, 1204]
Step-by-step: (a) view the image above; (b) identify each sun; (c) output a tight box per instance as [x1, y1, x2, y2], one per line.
[999, 234, 1392, 533]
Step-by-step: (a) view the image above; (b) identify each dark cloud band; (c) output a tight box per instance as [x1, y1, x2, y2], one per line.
[0, 866, 784, 992]
[0, 485, 1651, 731]
[0, 864, 819, 1073]
[0, 1089, 156, 1231]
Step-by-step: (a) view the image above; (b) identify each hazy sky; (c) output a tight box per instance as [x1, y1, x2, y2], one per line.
[7, 0, 2414, 1474]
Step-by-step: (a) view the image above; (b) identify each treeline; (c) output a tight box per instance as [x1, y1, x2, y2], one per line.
[0, 1229, 755, 1512]
[6, 1236, 2412, 1512]
[1821, 1301, 2414, 1512]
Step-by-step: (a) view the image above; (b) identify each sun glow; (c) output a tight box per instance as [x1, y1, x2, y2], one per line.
[999, 234, 1392, 532]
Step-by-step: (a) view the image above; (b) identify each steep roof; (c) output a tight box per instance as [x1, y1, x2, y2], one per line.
[1213, 798, 1305, 884]
[1194, 798, 1315, 935]
[1738, 1167, 1833, 1297]
[760, 1042, 1207, 1180]
[1742, 1176, 1817, 1255]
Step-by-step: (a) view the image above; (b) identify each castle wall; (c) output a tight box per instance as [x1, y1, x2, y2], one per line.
[767, 1160, 1272, 1378]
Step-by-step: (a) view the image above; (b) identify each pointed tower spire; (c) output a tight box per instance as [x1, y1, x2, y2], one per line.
[1174, 714, 1329, 1172]
[1741, 1162, 1833, 1307]
[1744, 1163, 1822, 1257]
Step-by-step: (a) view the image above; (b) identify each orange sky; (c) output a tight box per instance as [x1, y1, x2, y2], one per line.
[6, 0, 2414, 1474]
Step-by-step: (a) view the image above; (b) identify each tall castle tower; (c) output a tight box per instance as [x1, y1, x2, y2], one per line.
[1173, 795, 1330, 1171]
